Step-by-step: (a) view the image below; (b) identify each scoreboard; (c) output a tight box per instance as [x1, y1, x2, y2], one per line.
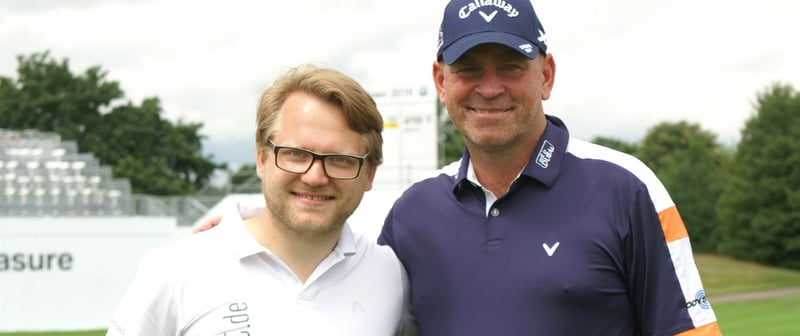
[369, 85, 439, 189]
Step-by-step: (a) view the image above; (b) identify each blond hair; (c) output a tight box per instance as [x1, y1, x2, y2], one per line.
[255, 64, 383, 166]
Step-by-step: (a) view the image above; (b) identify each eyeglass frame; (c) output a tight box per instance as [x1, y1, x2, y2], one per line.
[266, 140, 370, 180]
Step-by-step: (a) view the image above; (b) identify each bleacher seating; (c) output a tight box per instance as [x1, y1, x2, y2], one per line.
[0, 129, 132, 216]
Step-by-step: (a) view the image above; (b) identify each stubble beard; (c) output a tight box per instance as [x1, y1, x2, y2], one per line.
[265, 192, 360, 240]
[463, 122, 526, 152]
[450, 99, 522, 151]
[458, 105, 539, 152]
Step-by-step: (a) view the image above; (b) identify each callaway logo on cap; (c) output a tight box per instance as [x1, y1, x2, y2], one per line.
[436, 0, 548, 65]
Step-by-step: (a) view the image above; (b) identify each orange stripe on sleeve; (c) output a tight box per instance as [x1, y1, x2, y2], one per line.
[675, 322, 722, 335]
[658, 206, 689, 243]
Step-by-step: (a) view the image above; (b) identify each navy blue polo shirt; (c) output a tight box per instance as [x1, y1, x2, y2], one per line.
[378, 116, 718, 335]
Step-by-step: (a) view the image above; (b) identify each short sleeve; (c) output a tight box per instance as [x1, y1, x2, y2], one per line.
[107, 247, 178, 336]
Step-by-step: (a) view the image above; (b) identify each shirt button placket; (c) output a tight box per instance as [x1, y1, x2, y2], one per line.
[485, 206, 503, 250]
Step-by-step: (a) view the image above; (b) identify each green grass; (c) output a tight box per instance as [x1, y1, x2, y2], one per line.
[715, 294, 800, 336]
[695, 253, 800, 296]
[695, 253, 800, 335]
[0, 332, 105, 336]
[2, 254, 799, 336]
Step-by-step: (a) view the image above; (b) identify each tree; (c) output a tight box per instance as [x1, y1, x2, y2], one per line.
[716, 83, 800, 269]
[439, 118, 466, 167]
[230, 164, 258, 186]
[437, 98, 466, 167]
[0, 51, 222, 195]
[85, 98, 221, 195]
[637, 121, 729, 252]
[590, 136, 640, 156]
[0, 51, 122, 144]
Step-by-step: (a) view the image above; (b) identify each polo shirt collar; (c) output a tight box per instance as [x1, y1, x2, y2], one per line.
[452, 114, 570, 193]
[334, 223, 358, 257]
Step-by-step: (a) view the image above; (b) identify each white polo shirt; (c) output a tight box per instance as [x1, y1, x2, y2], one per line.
[108, 204, 416, 336]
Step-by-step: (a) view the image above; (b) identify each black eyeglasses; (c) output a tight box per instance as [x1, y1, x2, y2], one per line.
[267, 140, 369, 180]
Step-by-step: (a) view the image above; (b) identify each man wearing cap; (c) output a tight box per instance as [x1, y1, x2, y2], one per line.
[377, 0, 722, 335]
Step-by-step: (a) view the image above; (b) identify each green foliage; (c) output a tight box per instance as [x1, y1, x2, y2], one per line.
[0, 52, 122, 143]
[229, 164, 262, 193]
[716, 83, 800, 269]
[589, 136, 640, 155]
[695, 254, 800, 295]
[113, 156, 189, 195]
[439, 117, 465, 167]
[637, 121, 729, 252]
[0, 51, 222, 195]
[638, 121, 721, 171]
[437, 99, 466, 167]
[231, 164, 257, 186]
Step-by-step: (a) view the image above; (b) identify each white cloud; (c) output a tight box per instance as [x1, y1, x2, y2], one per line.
[1, 0, 799, 163]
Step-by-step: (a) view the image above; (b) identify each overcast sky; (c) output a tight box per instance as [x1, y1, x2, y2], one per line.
[1, 0, 798, 166]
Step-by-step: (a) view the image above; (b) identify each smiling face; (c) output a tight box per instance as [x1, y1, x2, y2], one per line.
[255, 91, 376, 239]
[434, 43, 555, 153]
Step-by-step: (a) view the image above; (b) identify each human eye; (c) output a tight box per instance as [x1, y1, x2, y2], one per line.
[450, 62, 481, 77]
[280, 148, 310, 162]
[498, 63, 524, 74]
[455, 66, 481, 77]
[327, 155, 359, 169]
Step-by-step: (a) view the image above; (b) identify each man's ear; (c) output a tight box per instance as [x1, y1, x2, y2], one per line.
[256, 150, 266, 179]
[433, 60, 446, 103]
[540, 53, 556, 100]
[362, 163, 377, 192]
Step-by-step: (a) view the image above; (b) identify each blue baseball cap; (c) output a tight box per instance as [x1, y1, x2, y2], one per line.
[436, 0, 548, 65]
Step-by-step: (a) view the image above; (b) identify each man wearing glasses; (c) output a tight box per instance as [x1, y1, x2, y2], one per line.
[107, 65, 417, 335]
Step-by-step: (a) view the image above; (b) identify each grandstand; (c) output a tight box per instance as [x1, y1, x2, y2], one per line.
[0, 128, 213, 224]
